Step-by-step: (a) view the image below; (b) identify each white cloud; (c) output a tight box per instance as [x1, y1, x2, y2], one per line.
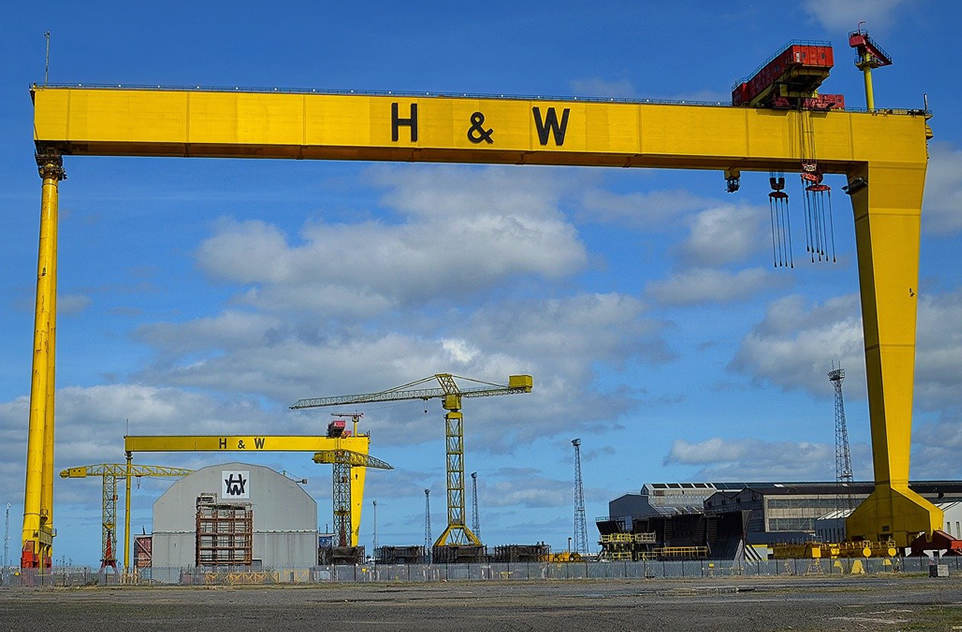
[730, 293, 866, 395]
[483, 467, 569, 509]
[131, 291, 667, 452]
[914, 412, 962, 479]
[197, 166, 588, 317]
[664, 437, 835, 480]
[679, 204, 768, 266]
[923, 142, 962, 235]
[135, 310, 282, 357]
[915, 291, 962, 410]
[0, 384, 278, 503]
[730, 290, 962, 412]
[580, 188, 714, 229]
[803, 0, 909, 32]
[646, 267, 791, 305]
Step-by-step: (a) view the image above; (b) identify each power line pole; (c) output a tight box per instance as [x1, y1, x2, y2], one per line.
[572, 439, 589, 556]
[470, 472, 481, 540]
[424, 489, 432, 564]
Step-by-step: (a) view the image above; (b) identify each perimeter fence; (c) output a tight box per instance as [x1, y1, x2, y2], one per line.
[3, 556, 960, 587]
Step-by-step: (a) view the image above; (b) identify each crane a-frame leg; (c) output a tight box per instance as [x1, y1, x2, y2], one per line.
[845, 162, 942, 547]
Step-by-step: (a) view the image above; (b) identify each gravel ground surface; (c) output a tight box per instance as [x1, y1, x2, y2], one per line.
[2, 576, 962, 631]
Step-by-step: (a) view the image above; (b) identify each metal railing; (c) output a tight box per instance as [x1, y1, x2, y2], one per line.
[30, 82, 930, 116]
[4, 557, 958, 587]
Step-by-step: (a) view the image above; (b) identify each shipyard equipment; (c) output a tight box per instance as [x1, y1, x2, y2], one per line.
[59, 462, 192, 572]
[122, 434, 390, 548]
[292, 374, 532, 547]
[849, 25, 892, 111]
[22, 35, 939, 562]
[313, 416, 393, 548]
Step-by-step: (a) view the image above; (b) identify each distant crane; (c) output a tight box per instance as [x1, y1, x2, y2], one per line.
[470, 472, 481, 540]
[829, 364, 856, 517]
[424, 488, 432, 563]
[59, 462, 193, 572]
[314, 413, 393, 548]
[292, 373, 532, 548]
[572, 439, 589, 557]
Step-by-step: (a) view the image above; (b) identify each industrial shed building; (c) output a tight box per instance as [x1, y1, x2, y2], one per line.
[150, 462, 317, 580]
[600, 481, 962, 560]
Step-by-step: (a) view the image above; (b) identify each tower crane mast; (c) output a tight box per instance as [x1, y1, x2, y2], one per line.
[292, 374, 532, 548]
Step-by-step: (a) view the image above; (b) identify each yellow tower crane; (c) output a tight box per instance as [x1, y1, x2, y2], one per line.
[291, 374, 532, 548]
[59, 461, 193, 573]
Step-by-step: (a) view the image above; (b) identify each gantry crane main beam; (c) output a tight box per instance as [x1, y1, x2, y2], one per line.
[23, 81, 937, 563]
[124, 434, 374, 547]
[293, 374, 533, 547]
[59, 462, 192, 573]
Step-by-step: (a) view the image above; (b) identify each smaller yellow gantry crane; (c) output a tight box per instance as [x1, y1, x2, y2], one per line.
[60, 462, 193, 572]
[315, 412, 393, 547]
[291, 374, 532, 549]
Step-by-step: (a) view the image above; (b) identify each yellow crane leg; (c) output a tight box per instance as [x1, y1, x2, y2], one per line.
[349, 453, 367, 548]
[123, 455, 132, 576]
[845, 162, 943, 548]
[21, 155, 64, 569]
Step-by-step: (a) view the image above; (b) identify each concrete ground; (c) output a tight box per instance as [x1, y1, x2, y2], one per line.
[2, 576, 961, 631]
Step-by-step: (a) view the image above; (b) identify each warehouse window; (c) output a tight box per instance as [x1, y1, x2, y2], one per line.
[769, 517, 816, 531]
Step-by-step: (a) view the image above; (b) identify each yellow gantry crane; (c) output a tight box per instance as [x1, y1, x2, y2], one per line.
[291, 374, 533, 548]
[123, 433, 390, 548]
[316, 411, 393, 548]
[24, 38, 940, 559]
[59, 462, 193, 572]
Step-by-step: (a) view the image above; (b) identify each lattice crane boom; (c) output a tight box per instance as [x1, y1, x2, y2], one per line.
[291, 374, 532, 410]
[60, 462, 193, 572]
[292, 374, 532, 548]
[312, 450, 393, 470]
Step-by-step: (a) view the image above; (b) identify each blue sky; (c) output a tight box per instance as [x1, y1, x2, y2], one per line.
[2, 1, 962, 566]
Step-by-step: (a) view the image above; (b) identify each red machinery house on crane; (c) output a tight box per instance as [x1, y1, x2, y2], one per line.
[732, 41, 844, 110]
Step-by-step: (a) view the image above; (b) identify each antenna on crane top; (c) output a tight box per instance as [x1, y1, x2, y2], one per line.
[44, 31, 51, 86]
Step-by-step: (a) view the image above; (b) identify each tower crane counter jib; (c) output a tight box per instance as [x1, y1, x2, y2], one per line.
[291, 374, 532, 548]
